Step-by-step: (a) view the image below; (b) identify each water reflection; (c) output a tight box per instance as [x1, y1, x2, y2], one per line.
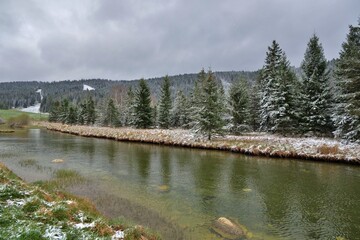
[1, 129, 360, 240]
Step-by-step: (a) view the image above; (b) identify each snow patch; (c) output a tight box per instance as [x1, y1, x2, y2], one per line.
[20, 103, 41, 113]
[74, 222, 95, 229]
[112, 230, 125, 240]
[83, 84, 95, 91]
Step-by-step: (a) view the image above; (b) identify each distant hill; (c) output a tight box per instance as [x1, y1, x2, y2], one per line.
[0, 70, 259, 112]
[0, 59, 336, 112]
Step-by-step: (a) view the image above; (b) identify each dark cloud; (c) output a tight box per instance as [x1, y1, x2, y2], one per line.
[0, 0, 359, 82]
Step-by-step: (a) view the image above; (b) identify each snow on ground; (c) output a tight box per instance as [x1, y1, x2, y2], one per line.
[19, 103, 41, 113]
[83, 84, 95, 91]
[37, 122, 360, 163]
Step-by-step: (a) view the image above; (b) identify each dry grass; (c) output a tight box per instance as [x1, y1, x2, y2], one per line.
[317, 144, 340, 155]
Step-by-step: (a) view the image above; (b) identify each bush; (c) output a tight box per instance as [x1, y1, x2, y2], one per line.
[317, 144, 340, 155]
[7, 114, 30, 128]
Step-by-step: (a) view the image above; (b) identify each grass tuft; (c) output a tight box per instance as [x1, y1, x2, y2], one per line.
[317, 144, 340, 155]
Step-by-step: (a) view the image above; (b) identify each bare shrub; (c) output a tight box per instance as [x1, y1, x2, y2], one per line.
[7, 114, 30, 128]
[317, 144, 340, 155]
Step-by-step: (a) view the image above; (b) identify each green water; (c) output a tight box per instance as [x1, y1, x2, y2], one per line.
[1, 129, 360, 239]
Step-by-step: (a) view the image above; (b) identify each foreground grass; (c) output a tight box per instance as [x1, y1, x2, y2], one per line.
[0, 163, 160, 240]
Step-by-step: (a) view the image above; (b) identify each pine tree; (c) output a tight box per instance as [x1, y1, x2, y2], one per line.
[300, 34, 333, 136]
[195, 69, 225, 140]
[334, 20, 360, 141]
[134, 79, 152, 128]
[49, 100, 61, 122]
[249, 76, 261, 131]
[259, 40, 298, 134]
[86, 97, 96, 125]
[102, 98, 120, 127]
[77, 102, 87, 125]
[158, 75, 172, 128]
[228, 77, 251, 133]
[59, 99, 70, 124]
[171, 90, 190, 128]
[123, 86, 136, 126]
[67, 105, 78, 125]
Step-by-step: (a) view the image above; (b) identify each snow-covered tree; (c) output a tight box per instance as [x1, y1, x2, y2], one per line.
[259, 40, 299, 134]
[123, 86, 136, 127]
[171, 90, 190, 128]
[134, 79, 152, 128]
[192, 69, 225, 140]
[333, 20, 360, 141]
[158, 75, 172, 128]
[300, 34, 333, 136]
[228, 77, 251, 133]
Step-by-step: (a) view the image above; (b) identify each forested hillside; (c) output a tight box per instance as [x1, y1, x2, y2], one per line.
[0, 71, 259, 112]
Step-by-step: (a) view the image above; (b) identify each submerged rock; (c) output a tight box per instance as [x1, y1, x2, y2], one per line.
[51, 159, 64, 163]
[212, 217, 247, 239]
[157, 184, 170, 192]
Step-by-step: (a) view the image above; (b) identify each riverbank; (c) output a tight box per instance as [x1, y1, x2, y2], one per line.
[36, 122, 360, 164]
[0, 163, 160, 240]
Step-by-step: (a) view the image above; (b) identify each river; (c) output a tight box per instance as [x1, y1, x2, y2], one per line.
[1, 128, 360, 239]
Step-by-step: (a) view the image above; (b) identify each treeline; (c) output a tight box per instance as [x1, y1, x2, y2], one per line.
[49, 20, 360, 142]
[0, 72, 258, 112]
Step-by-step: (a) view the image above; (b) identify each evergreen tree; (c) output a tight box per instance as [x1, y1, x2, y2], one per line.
[86, 97, 96, 125]
[59, 99, 70, 124]
[171, 90, 190, 128]
[67, 105, 78, 125]
[249, 76, 261, 131]
[49, 100, 61, 122]
[194, 69, 225, 140]
[123, 86, 136, 126]
[77, 102, 87, 125]
[102, 98, 120, 127]
[229, 77, 251, 133]
[134, 79, 152, 128]
[334, 20, 360, 141]
[158, 75, 172, 128]
[259, 40, 298, 134]
[300, 34, 333, 136]
[189, 68, 207, 130]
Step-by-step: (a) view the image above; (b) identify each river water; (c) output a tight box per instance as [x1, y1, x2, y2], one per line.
[1, 129, 360, 239]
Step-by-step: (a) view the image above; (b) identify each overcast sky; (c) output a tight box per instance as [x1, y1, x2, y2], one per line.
[0, 0, 359, 82]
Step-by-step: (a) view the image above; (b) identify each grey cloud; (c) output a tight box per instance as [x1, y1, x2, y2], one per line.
[0, 0, 359, 82]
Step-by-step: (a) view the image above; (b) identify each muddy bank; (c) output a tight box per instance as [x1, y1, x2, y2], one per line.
[36, 122, 360, 165]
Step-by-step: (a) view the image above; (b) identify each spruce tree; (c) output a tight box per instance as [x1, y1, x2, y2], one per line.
[59, 99, 70, 124]
[134, 79, 152, 128]
[195, 69, 225, 140]
[259, 41, 298, 134]
[67, 105, 78, 125]
[49, 100, 61, 122]
[334, 20, 360, 141]
[158, 75, 172, 128]
[86, 97, 96, 125]
[229, 77, 251, 133]
[123, 86, 136, 126]
[77, 102, 87, 125]
[102, 98, 120, 127]
[171, 90, 190, 128]
[300, 34, 333, 136]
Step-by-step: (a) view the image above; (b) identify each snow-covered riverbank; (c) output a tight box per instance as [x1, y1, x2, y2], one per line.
[36, 122, 360, 164]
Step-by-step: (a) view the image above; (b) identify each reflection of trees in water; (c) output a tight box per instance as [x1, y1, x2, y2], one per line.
[80, 138, 96, 164]
[106, 141, 117, 164]
[132, 144, 151, 183]
[160, 149, 171, 186]
[193, 152, 223, 213]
